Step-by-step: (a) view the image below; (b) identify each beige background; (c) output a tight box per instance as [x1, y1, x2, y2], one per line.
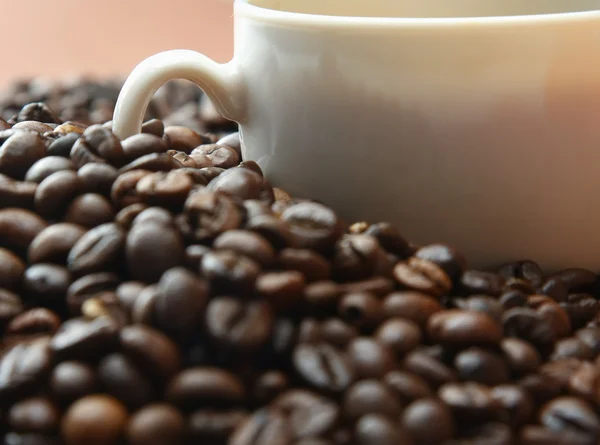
[0, 0, 234, 86]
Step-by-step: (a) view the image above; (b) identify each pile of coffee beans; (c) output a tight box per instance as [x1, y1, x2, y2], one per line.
[1, 78, 600, 445]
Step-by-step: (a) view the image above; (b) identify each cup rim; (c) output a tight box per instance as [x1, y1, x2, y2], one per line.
[235, 0, 600, 28]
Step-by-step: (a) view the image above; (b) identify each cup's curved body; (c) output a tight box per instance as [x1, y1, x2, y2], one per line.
[113, 0, 600, 271]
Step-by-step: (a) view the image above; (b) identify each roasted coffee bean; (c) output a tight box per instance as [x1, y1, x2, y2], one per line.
[177, 189, 242, 241]
[551, 268, 596, 293]
[490, 384, 534, 428]
[246, 214, 294, 250]
[126, 404, 185, 445]
[499, 290, 528, 309]
[49, 361, 98, 405]
[450, 423, 513, 445]
[67, 223, 124, 276]
[278, 248, 331, 282]
[8, 397, 60, 434]
[126, 222, 184, 283]
[519, 373, 563, 407]
[298, 318, 323, 344]
[200, 250, 260, 294]
[0, 208, 47, 254]
[66, 272, 120, 315]
[401, 398, 454, 445]
[71, 124, 125, 168]
[403, 350, 457, 388]
[25, 156, 74, 184]
[17, 102, 60, 124]
[503, 308, 556, 357]
[343, 380, 402, 420]
[196, 166, 225, 183]
[354, 414, 412, 445]
[193, 143, 240, 168]
[64, 194, 114, 228]
[551, 337, 594, 360]
[498, 260, 544, 288]
[281, 202, 344, 253]
[331, 235, 385, 282]
[453, 295, 504, 323]
[34, 170, 81, 218]
[240, 160, 263, 177]
[321, 318, 359, 348]
[119, 152, 181, 173]
[383, 370, 433, 404]
[0, 174, 37, 209]
[0, 247, 25, 290]
[293, 343, 354, 392]
[47, 132, 80, 157]
[0, 338, 53, 403]
[414, 243, 466, 281]
[229, 408, 291, 445]
[338, 292, 383, 330]
[214, 230, 276, 267]
[208, 166, 273, 203]
[163, 126, 207, 153]
[28, 223, 85, 264]
[438, 382, 505, 423]
[364, 222, 411, 258]
[428, 310, 502, 348]
[130, 285, 159, 325]
[460, 270, 504, 297]
[393, 257, 451, 298]
[11, 121, 51, 133]
[500, 338, 541, 375]
[205, 296, 273, 349]
[0, 289, 24, 326]
[121, 133, 167, 161]
[0, 131, 46, 179]
[4, 308, 61, 342]
[273, 390, 339, 439]
[130, 206, 173, 228]
[136, 170, 193, 209]
[141, 119, 165, 137]
[169, 150, 198, 168]
[539, 358, 581, 389]
[568, 362, 600, 403]
[253, 371, 289, 405]
[347, 337, 396, 379]
[561, 294, 600, 330]
[166, 367, 245, 409]
[97, 353, 155, 409]
[187, 409, 248, 441]
[304, 281, 342, 313]
[61, 395, 128, 445]
[256, 271, 305, 312]
[183, 244, 210, 270]
[154, 267, 208, 340]
[539, 396, 600, 436]
[538, 277, 569, 302]
[114, 203, 148, 229]
[534, 298, 572, 339]
[375, 318, 422, 356]
[576, 327, 600, 354]
[110, 169, 151, 209]
[216, 132, 241, 155]
[454, 347, 509, 385]
[519, 425, 596, 445]
[382, 291, 441, 328]
[77, 162, 118, 196]
[50, 316, 119, 361]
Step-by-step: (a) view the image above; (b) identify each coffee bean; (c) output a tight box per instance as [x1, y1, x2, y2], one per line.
[503, 308, 556, 357]
[347, 337, 396, 379]
[0, 247, 24, 291]
[49, 361, 98, 405]
[17, 102, 60, 124]
[208, 167, 273, 203]
[66, 223, 124, 276]
[121, 134, 168, 162]
[177, 189, 242, 242]
[0, 338, 53, 403]
[364, 222, 411, 258]
[520, 425, 595, 445]
[331, 235, 385, 282]
[240, 160, 263, 177]
[539, 277, 569, 302]
[438, 382, 505, 423]
[119, 152, 181, 173]
[64, 194, 114, 228]
[321, 318, 359, 348]
[551, 337, 594, 360]
[278, 249, 331, 282]
[163, 126, 206, 153]
[126, 222, 184, 283]
[126, 404, 185, 445]
[28, 223, 85, 264]
[166, 367, 245, 409]
[534, 299, 572, 339]
[460, 270, 504, 297]
[187, 409, 248, 441]
[246, 214, 294, 250]
[452, 347, 508, 386]
[8, 397, 60, 434]
[375, 318, 422, 356]
[543, 358, 583, 390]
[141, 119, 164, 137]
[281, 202, 344, 253]
[0, 131, 46, 179]
[182, 244, 210, 271]
[0, 174, 37, 209]
[382, 292, 441, 328]
[394, 257, 451, 298]
[4, 308, 61, 342]
[428, 310, 502, 348]
[298, 318, 323, 344]
[415, 243, 466, 281]
[403, 351, 457, 388]
[97, 353, 155, 409]
[71, 125, 125, 168]
[293, 343, 354, 392]
[576, 328, 600, 354]
[131, 206, 173, 228]
[66, 272, 120, 315]
[61, 395, 128, 445]
[77, 163, 118, 196]
[338, 292, 383, 330]
[196, 166, 225, 183]
[451, 423, 513, 445]
[47, 133, 80, 157]
[154, 267, 208, 340]
[343, 380, 402, 420]
[273, 390, 339, 439]
[214, 230, 276, 267]
[401, 398, 454, 445]
[136, 170, 193, 209]
[498, 260, 544, 289]
[110, 169, 151, 209]
[569, 362, 600, 403]
[354, 414, 412, 445]
[490, 384, 534, 428]
[229, 408, 291, 445]
[0, 208, 47, 256]
[200, 250, 260, 294]
[519, 373, 563, 407]
[50, 316, 119, 361]
[0, 289, 24, 326]
[34, 170, 81, 218]
[193, 143, 240, 168]
[130, 285, 158, 325]
[453, 295, 504, 323]
[11, 121, 49, 133]
[500, 338, 541, 375]
[256, 271, 305, 312]
[114, 204, 147, 229]
[551, 268, 597, 294]
[205, 296, 273, 349]
[561, 294, 600, 330]
[383, 370, 433, 404]
[540, 396, 600, 436]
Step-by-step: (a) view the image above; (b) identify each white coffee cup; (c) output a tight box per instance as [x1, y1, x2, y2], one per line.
[112, 0, 600, 271]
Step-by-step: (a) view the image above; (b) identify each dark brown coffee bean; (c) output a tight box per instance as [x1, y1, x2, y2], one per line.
[239, 160, 263, 177]
[216, 132, 241, 154]
[177, 189, 242, 242]
[576, 328, 600, 354]
[500, 338, 541, 375]
[244, 200, 273, 219]
[0, 131, 46, 179]
[164, 126, 207, 153]
[0, 338, 53, 403]
[154, 267, 208, 340]
[538, 277, 569, 302]
[166, 367, 245, 409]
[460, 270, 504, 297]
[200, 250, 260, 294]
[119, 324, 181, 380]
[141, 119, 164, 137]
[246, 214, 294, 250]
[499, 290, 528, 310]
[414, 243, 466, 282]
[0, 174, 37, 209]
[214, 230, 276, 267]
[540, 396, 600, 436]
[136, 170, 192, 209]
[28, 223, 85, 264]
[428, 310, 502, 347]
[540, 358, 581, 391]
[355, 414, 412, 445]
[383, 370, 433, 404]
[375, 318, 422, 356]
[490, 384, 534, 428]
[193, 143, 240, 168]
[67, 223, 125, 276]
[34, 170, 81, 218]
[401, 398, 454, 445]
[119, 153, 181, 173]
[278, 249, 331, 282]
[121, 133, 167, 161]
[453, 295, 504, 323]
[321, 318, 359, 348]
[8, 397, 60, 434]
[331, 235, 385, 282]
[64, 194, 114, 228]
[130, 284, 159, 325]
[77, 163, 118, 196]
[0, 247, 24, 291]
[66, 272, 120, 315]
[561, 294, 600, 330]
[498, 260, 544, 288]
[71, 124, 125, 168]
[347, 337, 396, 379]
[298, 319, 323, 344]
[205, 296, 273, 349]
[281, 202, 344, 253]
[97, 353, 155, 409]
[272, 390, 339, 439]
[4, 308, 61, 342]
[229, 408, 292, 445]
[503, 277, 536, 294]
[454, 347, 509, 385]
[49, 361, 98, 405]
[184, 244, 211, 270]
[568, 362, 600, 403]
[167, 150, 196, 168]
[438, 382, 505, 423]
[551, 337, 594, 360]
[17, 102, 60, 124]
[0, 289, 24, 326]
[25, 157, 74, 186]
[293, 343, 354, 392]
[551, 268, 596, 293]
[534, 298, 572, 339]
[303, 281, 341, 313]
[520, 425, 595, 445]
[256, 271, 305, 312]
[110, 169, 151, 209]
[252, 371, 289, 405]
[382, 292, 441, 329]
[503, 307, 556, 357]
[0, 208, 47, 254]
[126, 222, 184, 283]
[114, 204, 148, 230]
[50, 316, 119, 361]
[519, 373, 563, 407]
[126, 404, 185, 445]
[403, 351, 457, 388]
[208, 167, 273, 203]
[47, 132, 80, 157]
[394, 257, 451, 298]
[338, 292, 383, 330]
[61, 395, 128, 445]
[343, 380, 402, 420]
[130, 206, 173, 228]
[364, 222, 411, 257]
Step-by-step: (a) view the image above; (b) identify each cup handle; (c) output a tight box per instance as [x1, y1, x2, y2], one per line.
[112, 49, 246, 139]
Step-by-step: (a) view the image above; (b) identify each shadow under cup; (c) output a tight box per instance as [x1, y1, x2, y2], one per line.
[248, 0, 600, 18]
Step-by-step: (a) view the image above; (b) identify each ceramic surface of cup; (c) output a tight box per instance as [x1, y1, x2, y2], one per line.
[112, 0, 600, 271]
